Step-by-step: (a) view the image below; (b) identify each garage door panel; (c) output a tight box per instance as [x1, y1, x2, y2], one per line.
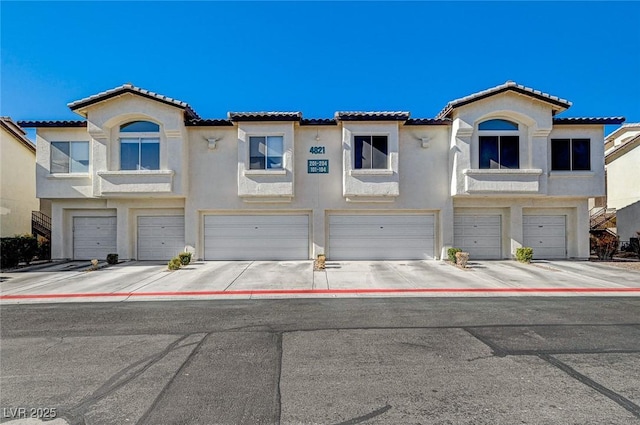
[204, 215, 309, 260]
[328, 215, 435, 260]
[523, 215, 566, 259]
[73, 217, 117, 260]
[454, 215, 502, 259]
[137, 216, 185, 261]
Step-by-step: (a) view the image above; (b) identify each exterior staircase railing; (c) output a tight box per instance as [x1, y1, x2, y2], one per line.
[31, 211, 51, 240]
[589, 207, 616, 231]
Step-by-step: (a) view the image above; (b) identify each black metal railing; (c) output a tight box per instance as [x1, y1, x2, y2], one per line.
[31, 211, 51, 240]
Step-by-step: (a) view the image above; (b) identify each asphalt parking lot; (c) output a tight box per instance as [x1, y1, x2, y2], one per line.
[1, 259, 639, 304]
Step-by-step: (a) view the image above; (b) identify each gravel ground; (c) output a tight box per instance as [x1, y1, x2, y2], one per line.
[590, 258, 640, 271]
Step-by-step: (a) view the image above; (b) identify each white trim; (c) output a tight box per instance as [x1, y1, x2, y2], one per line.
[464, 168, 542, 175]
[243, 169, 287, 176]
[97, 170, 174, 177]
[350, 169, 394, 176]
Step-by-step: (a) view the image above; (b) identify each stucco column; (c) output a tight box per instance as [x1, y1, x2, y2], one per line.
[576, 201, 589, 259]
[440, 199, 454, 260]
[184, 203, 198, 259]
[510, 205, 523, 259]
[312, 208, 325, 259]
[116, 205, 130, 260]
[50, 203, 65, 260]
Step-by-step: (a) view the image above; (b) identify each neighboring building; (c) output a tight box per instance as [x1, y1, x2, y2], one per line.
[603, 124, 640, 242]
[20, 81, 624, 261]
[0, 117, 40, 237]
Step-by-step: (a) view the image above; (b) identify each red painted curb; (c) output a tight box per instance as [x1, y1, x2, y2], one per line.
[2, 287, 640, 300]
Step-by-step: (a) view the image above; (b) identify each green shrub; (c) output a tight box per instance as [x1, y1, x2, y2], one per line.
[0, 235, 38, 268]
[16, 234, 38, 265]
[629, 237, 639, 260]
[178, 252, 192, 266]
[1, 238, 21, 269]
[38, 239, 51, 260]
[167, 257, 182, 270]
[516, 247, 534, 263]
[448, 248, 462, 263]
[106, 253, 119, 265]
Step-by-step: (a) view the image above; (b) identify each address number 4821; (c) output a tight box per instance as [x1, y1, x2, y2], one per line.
[309, 146, 325, 154]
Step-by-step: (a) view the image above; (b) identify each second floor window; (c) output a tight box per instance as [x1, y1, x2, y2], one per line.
[51, 141, 89, 173]
[119, 121, 160, 170]
[354, 135, 388, 169]
[551, 138, 590, 171]
[249, 136, 283, 169]
[478, 119, 520, 169]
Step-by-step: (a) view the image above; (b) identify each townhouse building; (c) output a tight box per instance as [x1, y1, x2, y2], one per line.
[20, 81, 624, 261]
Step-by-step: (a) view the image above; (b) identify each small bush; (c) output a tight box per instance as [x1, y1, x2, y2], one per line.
[0, 238, 21, 269]
[0, 234, 38, 268]
[516, 247, 534, 263]
[590, 233, 618, 260]
[167, 257, 182, 270]
[630, 237, 640, 260]
[178, 252, 192, 266]
[448, 248, 462, 263]
[106, 253, 119, 265]
[455, 251, 470, 268]
[16, 234, 38, 265]
[38, 239, 51, 260]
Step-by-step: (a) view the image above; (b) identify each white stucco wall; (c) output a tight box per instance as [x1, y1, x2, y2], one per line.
[606, 143, 640, 210]
[1, 125, 39, 237]
[185, 122, 452, 259]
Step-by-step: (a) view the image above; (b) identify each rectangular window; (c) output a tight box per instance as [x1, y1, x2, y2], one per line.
[51, 141, 89, 173]
[354, 135, 388, 169]
[551, 138, 590, 171]
[479, 136, 519, 169]
[249, 136, 283, 170]
[120, 138, 160, 170]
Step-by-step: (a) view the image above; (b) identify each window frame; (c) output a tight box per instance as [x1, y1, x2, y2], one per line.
[248, 135, 284, 170]
[353, 135, 389, 170]
[118, 121, 161, 171]
[477, 119, 520, 170]
[551, 138, 591, 171]
[50, 141, 90, 174]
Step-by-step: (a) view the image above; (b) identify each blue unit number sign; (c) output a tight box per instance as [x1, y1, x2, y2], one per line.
[308, 159, 329, 174]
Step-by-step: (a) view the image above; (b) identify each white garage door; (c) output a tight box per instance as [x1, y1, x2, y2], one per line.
[454, 215, 502, 259]
[73, 217, 117, 260]
[138, 216, 185, 260]
[523, 215, 566, 259]
[204, 215, 309, 260]
[328, 214, 435, 260]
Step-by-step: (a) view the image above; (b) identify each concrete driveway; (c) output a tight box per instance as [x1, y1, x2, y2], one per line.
[1, 259, 639, 304]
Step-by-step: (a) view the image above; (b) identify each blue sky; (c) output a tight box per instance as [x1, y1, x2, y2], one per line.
[2, 1, 639, 130]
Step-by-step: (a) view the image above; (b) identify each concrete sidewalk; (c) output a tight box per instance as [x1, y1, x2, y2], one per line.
[1, 259, 639, 304]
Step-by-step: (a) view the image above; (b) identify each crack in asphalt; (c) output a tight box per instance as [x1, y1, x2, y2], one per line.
[538, 353, 640, 419]
[58, 333, 198, 425]
[275, 332, 283, 425]
[136, 333, 210, 425]
[332, 404, 392, 425]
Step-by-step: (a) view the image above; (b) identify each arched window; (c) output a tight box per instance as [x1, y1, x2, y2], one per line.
[119, 120, 160, 170]
[478, 119, 520, 169]
[120, 121, 160, 132]
[478, 119, 519, 131]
